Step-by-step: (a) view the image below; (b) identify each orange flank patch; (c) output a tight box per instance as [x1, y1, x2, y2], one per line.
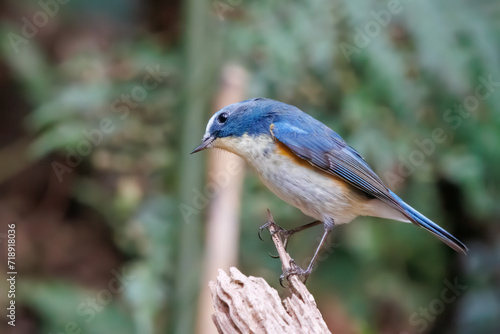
[270, 124, 312, 169]
[274, 141, 312, 168]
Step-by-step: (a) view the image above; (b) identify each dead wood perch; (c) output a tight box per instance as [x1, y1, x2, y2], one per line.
[209, 211, 332, 334]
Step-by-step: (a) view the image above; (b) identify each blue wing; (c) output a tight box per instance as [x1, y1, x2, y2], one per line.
[270, 120, 403, 211]
[270, 120, 468, 254]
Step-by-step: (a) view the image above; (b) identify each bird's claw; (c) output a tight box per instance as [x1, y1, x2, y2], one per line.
[268, 252, 280, 259]
[257, 223, 269, 241]
[279, 260, 312, 287]
[258, 220, 285, 241]
[258, 220, 293, 259]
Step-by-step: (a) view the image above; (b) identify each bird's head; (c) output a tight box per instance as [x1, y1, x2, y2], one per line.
[191, 97, 281, 155]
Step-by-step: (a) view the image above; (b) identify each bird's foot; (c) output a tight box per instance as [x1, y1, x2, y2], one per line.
[259, 220, 285, 258]
[258, 220, 285, 241]
[279, 259, 312, 287]
[258, 220, 296, 258]
[258, 219, 297, 244]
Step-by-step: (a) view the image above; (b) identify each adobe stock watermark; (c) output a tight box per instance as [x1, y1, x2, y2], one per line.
[384, 74, 500, 188]
[178, 159, 244, 224]
[51, 65, 169, 182]
[212, 0, 242, 21]
[339, 0, 412, 62]
[48, 267, 135, 334]
[400, 277, 467, 334]
[6, 0, 71, 54]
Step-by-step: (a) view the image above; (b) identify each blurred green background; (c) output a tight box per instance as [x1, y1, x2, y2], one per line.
[0, 0, 499, 333]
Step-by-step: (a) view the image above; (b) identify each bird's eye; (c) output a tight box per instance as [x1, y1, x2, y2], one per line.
[217, 112, 228, 124]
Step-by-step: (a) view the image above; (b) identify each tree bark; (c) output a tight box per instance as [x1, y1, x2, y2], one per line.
[209, 212, 332, 334]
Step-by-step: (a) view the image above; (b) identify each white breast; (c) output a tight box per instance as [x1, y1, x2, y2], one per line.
[215, 135, 368, 224]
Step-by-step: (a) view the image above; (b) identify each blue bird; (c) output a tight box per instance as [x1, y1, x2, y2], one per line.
[192, 98, 468, 280]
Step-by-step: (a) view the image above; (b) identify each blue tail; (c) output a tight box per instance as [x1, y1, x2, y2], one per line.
[389, 190, 468, 254]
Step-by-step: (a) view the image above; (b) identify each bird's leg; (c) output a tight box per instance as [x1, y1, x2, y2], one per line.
[280, 220, 322, 250]
[280, 219, 335, 284]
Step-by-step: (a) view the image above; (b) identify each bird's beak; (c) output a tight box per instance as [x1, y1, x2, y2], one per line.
[191, 136, 215, 154]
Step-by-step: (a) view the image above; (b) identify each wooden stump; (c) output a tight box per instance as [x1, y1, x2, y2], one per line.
[209, 211, 332, 334]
